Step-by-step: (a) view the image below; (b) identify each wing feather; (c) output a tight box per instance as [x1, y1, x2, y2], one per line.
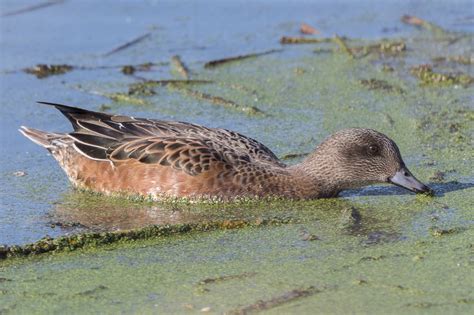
[41, 103, 285, 175]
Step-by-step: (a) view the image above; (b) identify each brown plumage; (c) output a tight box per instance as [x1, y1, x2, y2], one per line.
[20, 102, 431, 200]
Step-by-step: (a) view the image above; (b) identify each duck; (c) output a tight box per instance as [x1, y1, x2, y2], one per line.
[20, 102, 431, 200]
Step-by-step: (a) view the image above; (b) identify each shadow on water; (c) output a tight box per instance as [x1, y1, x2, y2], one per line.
[49, 191, 236, 232]
[343, 181, 474, 197]
[44, 187, 435, 247]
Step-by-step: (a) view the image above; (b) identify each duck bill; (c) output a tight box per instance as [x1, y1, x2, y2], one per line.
[389, 167, 432, 194]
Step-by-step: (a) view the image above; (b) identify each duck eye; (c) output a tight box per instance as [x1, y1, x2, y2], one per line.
[368, 145, 379, 155]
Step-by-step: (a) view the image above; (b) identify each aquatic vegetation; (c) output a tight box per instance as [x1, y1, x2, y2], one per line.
[24, 64, 73, 78]
[359, 78, 405, 93]
[410, 64, 473, 86]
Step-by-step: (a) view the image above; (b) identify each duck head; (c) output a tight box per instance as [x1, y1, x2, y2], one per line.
[302, 128, 432, 195]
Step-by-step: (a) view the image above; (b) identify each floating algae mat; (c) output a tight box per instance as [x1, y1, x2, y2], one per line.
[1, 0, 473, 314]
[1, 197, 473, 313]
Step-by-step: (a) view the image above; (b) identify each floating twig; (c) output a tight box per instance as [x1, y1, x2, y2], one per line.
[130, 79, 213, 87]
[80, 62, 166, 71]
[171, 55, 190, 79]
[147, 79, 214, 85]
[300, 23, 320, 35]
[197, 272, 257, 286]
[333, 35, 354, 58]
[127, 79, 213, 96]
[401, 15, 447, 36]
[227, 286, 322, 314]
[104, 32, 151, 56]
[204, 49, 282, 68]
[280, 36, 332, 44]
[170, 86, 264, 115]
[180, 88, 264, 115]
[1, 0, 64, 17]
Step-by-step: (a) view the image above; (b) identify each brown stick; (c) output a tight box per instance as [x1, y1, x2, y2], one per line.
[104, 33, 151, 57]
[280, 36, 332, 44]
[1, 0, 64, 17]
[333, 35, 355, 58]
[197, 272, 257, 285]
[171, 86, 264, 115]
[204, 49, 282, 68]
[171, 55, 190, 79]
[131, 78, 213, 86]
[227, 286, 321, 314]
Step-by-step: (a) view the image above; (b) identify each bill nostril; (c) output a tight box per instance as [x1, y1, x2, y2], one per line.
[403, 171, 409, 176]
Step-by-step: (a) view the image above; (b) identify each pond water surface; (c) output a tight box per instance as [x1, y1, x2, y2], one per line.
[0, 1, 473, 314]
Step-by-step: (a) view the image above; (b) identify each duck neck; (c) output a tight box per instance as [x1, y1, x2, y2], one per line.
[288, 152, 344, 199]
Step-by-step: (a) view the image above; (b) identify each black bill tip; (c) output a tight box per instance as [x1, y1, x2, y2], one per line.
[389, 167, 433, 195]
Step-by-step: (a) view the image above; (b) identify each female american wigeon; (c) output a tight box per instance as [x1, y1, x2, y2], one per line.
[20, 102, 431, 200]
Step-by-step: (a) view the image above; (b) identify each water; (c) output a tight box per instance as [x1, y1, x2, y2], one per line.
[0, 1, 473, 313]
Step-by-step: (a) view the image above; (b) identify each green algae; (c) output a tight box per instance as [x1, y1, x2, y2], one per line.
[283, 36, 406, 59]
[104, 92, 151, 106]
[410, 64, 473, 86]
[127, 79, 213, 95]
[358, 78, 405, 93]
[1, 217, 293, 259]
[1, 201, 472, 314]
[127, 81, 157, 96]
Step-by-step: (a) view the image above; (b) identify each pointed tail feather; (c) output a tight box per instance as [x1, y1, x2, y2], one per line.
[19, 126, 63, 149]
[37, 101, 112, 131]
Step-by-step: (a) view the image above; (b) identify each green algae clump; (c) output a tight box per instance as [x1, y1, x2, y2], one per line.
[410, 64, 473, 86]
[24, 64, 74, 78]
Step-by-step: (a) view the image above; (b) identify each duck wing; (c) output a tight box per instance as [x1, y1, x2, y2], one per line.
[40, 102, 284, 175]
